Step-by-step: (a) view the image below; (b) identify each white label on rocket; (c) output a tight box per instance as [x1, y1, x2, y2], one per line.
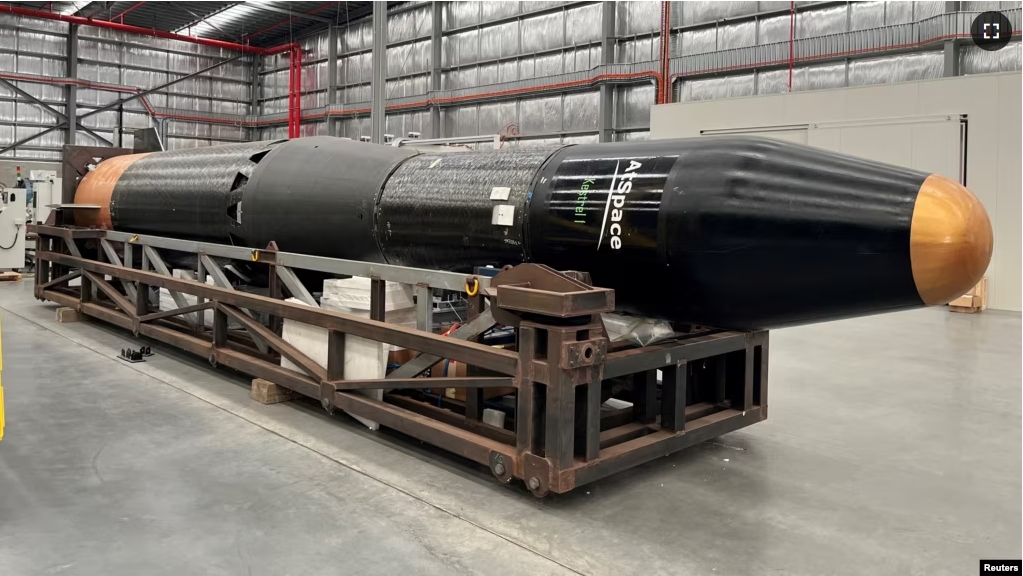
[597, 160, 643, 250]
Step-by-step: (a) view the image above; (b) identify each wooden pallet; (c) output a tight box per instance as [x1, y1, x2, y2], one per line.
[949, 277, 986, 314]
[0, 271, 22, 282]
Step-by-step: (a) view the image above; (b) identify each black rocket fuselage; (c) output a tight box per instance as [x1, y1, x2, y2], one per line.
[74, 136, 992, 330]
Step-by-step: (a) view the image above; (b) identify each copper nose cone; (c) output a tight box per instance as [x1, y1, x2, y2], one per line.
[910, 174, 993, 305]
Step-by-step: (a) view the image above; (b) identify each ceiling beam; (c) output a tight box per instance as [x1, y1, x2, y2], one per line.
[173, 1, 229, 35]
[242, 2, 338, 40]
[110, 1, 144, 22]
[78, 2, 114, 19]
[244, 1, 333, 23]
[171, 2, 242, 34]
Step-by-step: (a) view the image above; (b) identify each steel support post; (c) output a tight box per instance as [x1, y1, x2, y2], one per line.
[415, 284, 433, 331]
[250, 55, 261, 138]
[598, 1, 616, 142]
[545, 330, 576, 471]
[943, 2, 961, 77]
[429, 2, 443, 138]
[67, 24, 78, 146]
[515, 325, 539, 453]
[327, 24, 339, 136]
[370, 2, 387, 144]
[660, 361, 687, 432]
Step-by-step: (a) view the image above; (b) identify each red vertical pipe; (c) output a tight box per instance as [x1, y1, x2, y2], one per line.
[294, 46, 302, 138]
[788, 1, 795, 91]
[663, 2, 672, 103]
[658, 1, 666, 103]
[293, 51, 299, 137]
[286, 53, 292, 137]
[288, 48, 302, 138]
[287, 51, 296, 138]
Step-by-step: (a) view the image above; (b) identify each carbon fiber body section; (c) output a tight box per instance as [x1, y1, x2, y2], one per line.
[377, 148, 561, 270]
[110, 140, 283, 242]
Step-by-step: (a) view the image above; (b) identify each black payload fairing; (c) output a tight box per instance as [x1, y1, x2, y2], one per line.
[74, 136, 992, 330]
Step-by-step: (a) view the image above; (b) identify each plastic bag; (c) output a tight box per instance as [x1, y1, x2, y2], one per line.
[600, 313, 677, 347]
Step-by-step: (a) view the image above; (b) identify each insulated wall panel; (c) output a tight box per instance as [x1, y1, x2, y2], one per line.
[792, 62, 846, 91]
[681, 74, 756, 101]
[616, 1, 660, 35]
[960, 42, 1022, 74]
[759, 15, 791, 45]
[849, 52, 944, 86]
[615, 83, 655, 128]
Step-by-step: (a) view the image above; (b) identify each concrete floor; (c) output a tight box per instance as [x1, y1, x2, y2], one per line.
[0, 279, 1019, 576]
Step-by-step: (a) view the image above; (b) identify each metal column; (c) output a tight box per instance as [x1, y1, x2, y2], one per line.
[67, 24, 78, 146]
[943, 1, 961, 77]
[370, 2, 387, 144]
[327, 25, 339, 136]
[429, 2, 443, 138]
[598, 2, 616, 143]
[250, 55, 260, 139]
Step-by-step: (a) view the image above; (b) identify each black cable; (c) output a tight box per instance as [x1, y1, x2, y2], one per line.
[0, 224, 21, 250]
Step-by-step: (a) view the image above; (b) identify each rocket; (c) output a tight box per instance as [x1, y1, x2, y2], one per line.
[73, 136, 992, 330]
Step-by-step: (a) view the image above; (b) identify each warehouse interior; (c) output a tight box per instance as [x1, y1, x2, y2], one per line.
[0, 1, 1020, 575]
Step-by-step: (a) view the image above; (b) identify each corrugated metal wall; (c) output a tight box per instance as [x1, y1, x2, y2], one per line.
[0, 12, 255, 159]
[258, 1, 1020, 145]
[673, 1, 1020, 102]
[77, 26, 252, 151]
[258, 1, 614, 144]
[0, 14, 69, 159]
[6, 2, 1017, 158]
[437, 1, 603, 144]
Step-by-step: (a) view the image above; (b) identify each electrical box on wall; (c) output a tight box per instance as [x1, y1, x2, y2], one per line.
[0, 187, 27, 270]
[27, 173, 61, 225]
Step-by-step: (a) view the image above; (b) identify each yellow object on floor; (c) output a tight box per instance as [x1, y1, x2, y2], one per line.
[1, 314, 5, 441]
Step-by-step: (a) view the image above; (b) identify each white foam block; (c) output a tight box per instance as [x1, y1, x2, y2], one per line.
[281, 298, 385, 430]
[321, 277, 414, 311]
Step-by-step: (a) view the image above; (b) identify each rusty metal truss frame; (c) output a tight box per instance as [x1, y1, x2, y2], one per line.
[30, 223, 768, 497]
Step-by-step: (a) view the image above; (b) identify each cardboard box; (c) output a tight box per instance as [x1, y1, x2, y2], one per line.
[388, 348, 417, 366]
[430, 359, 467, 378]
[949, 277, 987, 313]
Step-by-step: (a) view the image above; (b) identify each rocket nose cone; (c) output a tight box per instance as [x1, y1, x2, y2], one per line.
[910, 174, 993, 305]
